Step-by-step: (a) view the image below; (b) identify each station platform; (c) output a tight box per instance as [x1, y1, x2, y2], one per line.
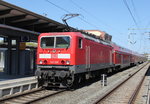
[0, 70, 37, 97]
[0, 65, 33, 81]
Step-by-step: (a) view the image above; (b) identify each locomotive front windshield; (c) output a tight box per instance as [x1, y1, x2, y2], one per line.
[40, 36, 70, 48]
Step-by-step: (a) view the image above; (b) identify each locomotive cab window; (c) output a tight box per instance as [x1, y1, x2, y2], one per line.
[56, 37, 70, 48]
[79, 38, 83, 49]
[41, 37, 54, 48]
[40, 36, 70, 48]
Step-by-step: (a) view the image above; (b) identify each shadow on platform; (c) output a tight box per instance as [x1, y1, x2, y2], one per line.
[0, 71, 33, 81]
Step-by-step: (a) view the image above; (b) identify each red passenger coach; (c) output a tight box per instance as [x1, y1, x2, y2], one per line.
[111, 43, 133, 69]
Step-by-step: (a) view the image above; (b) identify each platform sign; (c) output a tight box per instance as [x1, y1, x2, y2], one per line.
[19, 42, 26, 50]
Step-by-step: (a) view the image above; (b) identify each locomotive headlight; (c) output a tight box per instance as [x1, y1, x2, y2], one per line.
[39, 60, 43, 64]
[66, 60, 70, 65]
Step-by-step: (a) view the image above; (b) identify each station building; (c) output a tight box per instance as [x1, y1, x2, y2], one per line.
[0, 0, 73, 76]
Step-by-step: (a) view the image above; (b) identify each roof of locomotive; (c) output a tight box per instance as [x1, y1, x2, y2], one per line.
[39, 32, 112, 47]
[39, 32, 82, 37]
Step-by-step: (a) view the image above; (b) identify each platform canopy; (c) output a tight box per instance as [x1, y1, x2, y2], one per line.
[0, 0, 71, 41]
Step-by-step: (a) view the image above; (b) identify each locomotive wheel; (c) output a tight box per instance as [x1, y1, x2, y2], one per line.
[62, 78, 74, 88]
[62, 75, 81, 88]
[66, 79, 74, 87]
[72, 75, 84, 88]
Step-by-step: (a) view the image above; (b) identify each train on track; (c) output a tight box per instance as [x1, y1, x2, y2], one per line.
[35, 30, 146, 88]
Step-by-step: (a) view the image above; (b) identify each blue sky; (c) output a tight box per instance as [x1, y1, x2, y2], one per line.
[4, 0, 150, 54]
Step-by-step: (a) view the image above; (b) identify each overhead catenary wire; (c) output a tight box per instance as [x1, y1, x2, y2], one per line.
[130, 0, 149, 53]
[45, 0, 123, 41]
[68, 0, 125, 42]
[45, 0, 99, 29]
[45, 0, 70, 13]
[123, 0, 144, 52]
[69, 0, 123, 35]
[45, 0, 139, 46]
[69, 0, 111, 28]
[131, 0, 141, 25]
[123, 0, 139, 29]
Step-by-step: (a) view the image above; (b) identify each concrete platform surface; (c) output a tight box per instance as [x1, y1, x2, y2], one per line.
[0, 75, 37, 97]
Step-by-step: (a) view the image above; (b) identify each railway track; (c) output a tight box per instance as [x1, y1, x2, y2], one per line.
[94, 62, 150, 104]
[0, 87, 66, 104]
[0, 63, 148, 104]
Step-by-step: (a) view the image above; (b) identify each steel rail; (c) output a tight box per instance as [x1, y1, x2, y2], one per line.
[128, 65, 149, 104]
[24, 89, 66, 104]
[0, 88, 43, 102]
[94, 63, 149, 104]
[0, 87, 66, 104]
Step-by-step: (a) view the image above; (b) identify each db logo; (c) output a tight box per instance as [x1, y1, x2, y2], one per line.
[51, 54, 58, 58]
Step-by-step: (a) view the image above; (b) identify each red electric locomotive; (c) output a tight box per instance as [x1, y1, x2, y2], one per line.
[35, 31, 146, 87]
[36, 32, 114, 87]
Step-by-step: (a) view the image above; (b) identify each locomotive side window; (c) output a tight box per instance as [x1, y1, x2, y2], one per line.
[41, 37, 54, 48]
[79, 38, 83, 49]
